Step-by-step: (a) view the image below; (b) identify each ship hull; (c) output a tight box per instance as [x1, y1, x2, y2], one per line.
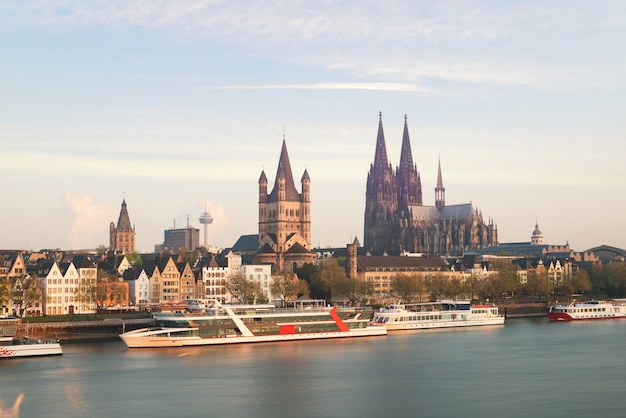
[120, 327, 387, 348]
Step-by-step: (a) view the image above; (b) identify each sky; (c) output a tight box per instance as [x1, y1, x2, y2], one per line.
[1, 1, 625, 254]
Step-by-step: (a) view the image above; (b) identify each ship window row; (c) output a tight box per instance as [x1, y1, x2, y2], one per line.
[574, 308, 606, 313]
[387, 314, 459, 322]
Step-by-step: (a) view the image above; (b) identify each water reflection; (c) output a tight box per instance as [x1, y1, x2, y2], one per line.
[0, 393, 23, 418]
[3, 320, 626, 418]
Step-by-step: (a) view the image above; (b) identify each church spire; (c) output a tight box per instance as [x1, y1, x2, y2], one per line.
[435, 156, 445, 210]
[116, 198, 133, 231]
[269, 138, 300, 202]
[396, 114, 422, 207]
[399, 114, 413, 170]
[373, 111, 389, 169]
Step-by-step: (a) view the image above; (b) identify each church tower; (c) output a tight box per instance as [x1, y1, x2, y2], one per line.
[396, 114, 422, 209]
[109, 198, 136, 254]
[531, 222, 544, 246]
[257, 138, 314, 272]
[364, 112, 398, 253]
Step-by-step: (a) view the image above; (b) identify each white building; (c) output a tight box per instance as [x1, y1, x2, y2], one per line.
[201, 251, 275, 303]
[241, 264, 274, 302]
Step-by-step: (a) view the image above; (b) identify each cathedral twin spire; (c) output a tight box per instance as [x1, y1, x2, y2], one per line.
[370, 112, 427, 208]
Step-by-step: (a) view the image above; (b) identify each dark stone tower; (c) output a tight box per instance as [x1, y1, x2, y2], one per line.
[364, 112, 398, 253]
[109, 198, 135, 254]
[397, 114, 422, 209]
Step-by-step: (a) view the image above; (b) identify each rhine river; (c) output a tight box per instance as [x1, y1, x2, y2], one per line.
[2, 317, 626, 418]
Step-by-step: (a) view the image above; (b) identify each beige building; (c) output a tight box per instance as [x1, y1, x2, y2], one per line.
[158, 256, 181, 303]
[257, 139, 315, 272]
[346, 242, 464, 304]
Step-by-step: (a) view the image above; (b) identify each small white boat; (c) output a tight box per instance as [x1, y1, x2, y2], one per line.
[548, 300, 626, 321]
[371, 300, 505, 330]
[0, 318, 63, 359]
[120, 300, 386, 348]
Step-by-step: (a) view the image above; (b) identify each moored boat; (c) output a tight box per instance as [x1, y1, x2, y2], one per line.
[371, 300, 505, 330]
[0, 317, 63, 358]
[548, 300, 626, 321]
[119, 300, 386, 348]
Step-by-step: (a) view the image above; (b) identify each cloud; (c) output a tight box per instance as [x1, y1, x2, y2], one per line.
[214, 82, 432, 93]
[9, 1, 626, 91]
[64, 193, 116, 249]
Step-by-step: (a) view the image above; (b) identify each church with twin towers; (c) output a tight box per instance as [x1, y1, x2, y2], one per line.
[364, 112, 498, 256]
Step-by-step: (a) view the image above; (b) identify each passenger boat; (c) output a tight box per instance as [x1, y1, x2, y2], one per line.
[119, 300, 387, 348]
[371, 300, 505, 330]
[0, 317, 63, 358]
[548, 300, 626, 321]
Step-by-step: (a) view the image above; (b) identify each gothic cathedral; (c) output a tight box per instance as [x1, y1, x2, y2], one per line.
[257, 139, 316, 272]
[364, 113, 498, 255]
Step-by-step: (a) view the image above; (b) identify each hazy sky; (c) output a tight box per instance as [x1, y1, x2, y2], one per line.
[1, 1, 625, 253]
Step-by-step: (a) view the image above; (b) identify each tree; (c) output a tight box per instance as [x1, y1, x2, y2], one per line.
[570, 269, 592, 295]
[22, 278, 42, 317]
[77, 277, 98, 313]
[226, 274, 267, 304]
[102, 282, 128, 308]
[592, 263, 626, 297]
[331, 275, 374, 306]
[441, 277, 464, 300]
[9, 278, 25, 316]
[298, 262, 333, 300]
[486, 259, 520, 303]
[126, 251, 143, 267]
[177, 249, 199, 266]
[390, 274, 424, 302]
[270, 273, 309, 305]
[526, 269, 551, 302]
[0, 284, 9, 315]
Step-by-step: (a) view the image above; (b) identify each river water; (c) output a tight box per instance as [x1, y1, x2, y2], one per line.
[1, 317, 625, 418]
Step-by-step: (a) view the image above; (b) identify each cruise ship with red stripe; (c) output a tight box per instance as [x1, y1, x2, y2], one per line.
[548, 300, 626, 321]
[120, 300, 386, 348]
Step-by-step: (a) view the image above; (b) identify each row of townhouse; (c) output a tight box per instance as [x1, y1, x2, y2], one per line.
[120, 251, 276, 307]
[2, 249, 279, 316]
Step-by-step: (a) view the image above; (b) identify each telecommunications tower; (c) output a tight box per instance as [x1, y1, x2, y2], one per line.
[198, 196, 213, 248]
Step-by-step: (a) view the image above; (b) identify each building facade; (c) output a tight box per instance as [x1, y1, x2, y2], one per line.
[257, 139, 316, 272]
[109, 199, 136, 254]
[364, 113, 498, 256]
[163, 227, 200, 251]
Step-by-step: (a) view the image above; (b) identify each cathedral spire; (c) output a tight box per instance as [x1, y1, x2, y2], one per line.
[435, 156, 445, 210]
[396, 114, 422, 207]
[373, 111, 389, 169]
[399, 114, 413, 170]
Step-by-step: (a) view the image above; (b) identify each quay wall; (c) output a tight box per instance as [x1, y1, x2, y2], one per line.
[501, 302, 548, 318]
[17, 318, 155, 342]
